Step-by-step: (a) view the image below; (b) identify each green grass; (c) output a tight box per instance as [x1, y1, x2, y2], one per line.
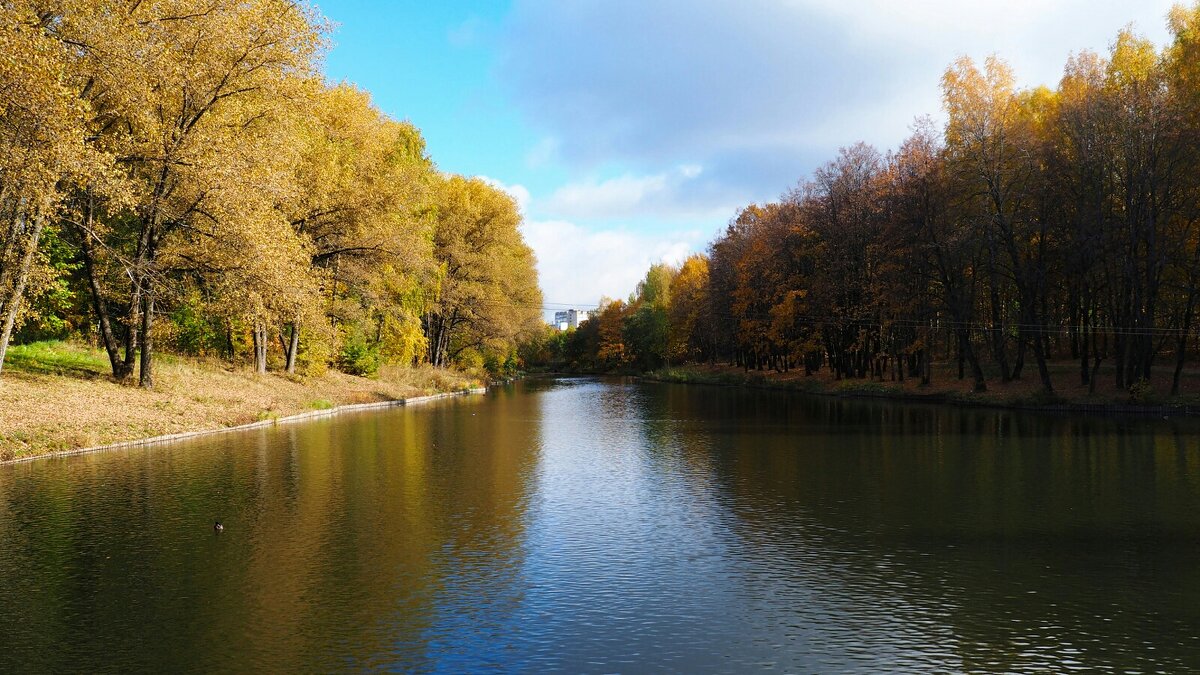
[310, 398, 334, 410]
[4, 341, 109, 378]
[830, 379, 896, 395]
[254, 410, 281, 422]
[649, 366, 826, 392]
[648, 367, 740, 386]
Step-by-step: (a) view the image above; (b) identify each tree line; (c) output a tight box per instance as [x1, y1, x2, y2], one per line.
[0, 0, 542, 386]
[533, 5, 1200, 396]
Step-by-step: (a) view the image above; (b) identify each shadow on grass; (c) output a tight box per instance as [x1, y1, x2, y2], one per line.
[4, 341, 108, 379]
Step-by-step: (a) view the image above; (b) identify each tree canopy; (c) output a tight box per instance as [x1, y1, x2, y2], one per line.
[545, 4, 1200, 398]
[0, 0, 541, 383]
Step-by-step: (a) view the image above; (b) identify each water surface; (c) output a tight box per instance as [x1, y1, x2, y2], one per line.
[2, 377, 1199, 672]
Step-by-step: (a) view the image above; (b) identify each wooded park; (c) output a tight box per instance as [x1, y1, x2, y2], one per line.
[0, 0, 543, 389]
[531, 4, 1200, 402]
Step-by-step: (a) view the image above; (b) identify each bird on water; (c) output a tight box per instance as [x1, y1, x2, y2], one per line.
[214, 521, 224, 532]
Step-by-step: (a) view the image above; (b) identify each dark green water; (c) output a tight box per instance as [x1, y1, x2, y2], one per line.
[2, 377, 1199, 672]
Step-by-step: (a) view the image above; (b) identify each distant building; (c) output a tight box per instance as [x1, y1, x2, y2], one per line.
[553, 309, 589, 331]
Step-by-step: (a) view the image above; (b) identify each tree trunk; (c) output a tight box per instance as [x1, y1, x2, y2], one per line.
[1031, 326, 1055, 394]
[1114, 329, 1127, 390]
[923, 344, 932, 385]
[131, 187, 164, 388]
[138, 286, 155, 388]
[1012, 332, 1026, 380]
[123, 296, 139, 380]
[285, 321, 299, 374]
[253, 322, 268, 374]
[959, 328, 986, 392]
[1172, 294, 1197, 396]
[1080, 313, 1091, 386]
[77, 199, 132, 380]
[987, 244, 1011, 382]
[0, 213, 44, 376]
[1019, 287, 1054, 394]
[957, 339, 965, 380]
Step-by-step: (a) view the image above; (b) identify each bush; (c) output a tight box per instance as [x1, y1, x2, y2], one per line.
[456, 347, 484, 374]
[296, 329, 332, 377]
[338, 335, 380, 377]
[1129, 379, 1159, 405]
[169, 298, 222, 356]
[481, 350, 521, 378]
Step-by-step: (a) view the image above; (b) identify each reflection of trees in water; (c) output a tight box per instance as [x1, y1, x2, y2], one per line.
[0, 395, 541, 672]
[0, 463, 84, 670]
[2, 382, 1199, 671]
[406, 393, 540, 669]
[651, 382, 1200, 671]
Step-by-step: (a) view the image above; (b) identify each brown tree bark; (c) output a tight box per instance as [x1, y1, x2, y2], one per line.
[76, 195, 134, 380]
[0, 212, 44, 376]
[958, 328, 987, 392]
[252, 322, 268, 374]
[138, 288, 154, 388]
[283, 320, 299, 374]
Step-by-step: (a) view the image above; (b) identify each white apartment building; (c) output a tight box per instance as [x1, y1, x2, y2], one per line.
[553, 309, 589, 331]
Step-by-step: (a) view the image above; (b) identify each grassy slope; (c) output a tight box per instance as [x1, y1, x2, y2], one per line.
[0, 341, 480, 461]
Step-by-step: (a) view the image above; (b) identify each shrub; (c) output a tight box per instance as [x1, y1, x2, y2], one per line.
[169, 298, 221, 356]
[338, 335, 380, 377]
[1129, 379, 1159, 405]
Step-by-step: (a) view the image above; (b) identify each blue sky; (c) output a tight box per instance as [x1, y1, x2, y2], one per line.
[316, 0, 1176, 311]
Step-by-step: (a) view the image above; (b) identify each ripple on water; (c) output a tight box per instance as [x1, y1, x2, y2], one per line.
[1, 379, 1199, 672]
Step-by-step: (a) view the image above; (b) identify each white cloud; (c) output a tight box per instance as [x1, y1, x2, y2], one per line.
[477, 175, 708, 308]
[542, 164, 735, 222]
[802, 0, 1170, 54]
[489, 2, 1180, 311]
[501, 0, 1177, 204]
[521, 219, 702, 311]
[476, 175, 531, 215]
[796, 0, 1176, 141]
[544, 173, 668, 219]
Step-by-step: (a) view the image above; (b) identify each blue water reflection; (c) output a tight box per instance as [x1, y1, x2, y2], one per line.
[1, 377, 1198, 672]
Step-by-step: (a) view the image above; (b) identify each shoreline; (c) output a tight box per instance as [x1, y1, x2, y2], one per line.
[639, 368, 1200, 418]
[2, 387, 488, 466]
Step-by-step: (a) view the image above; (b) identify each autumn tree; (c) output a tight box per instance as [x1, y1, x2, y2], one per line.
[593, 298, 633, 369]
[1165, 4, 1200, 393]
[879, 122, 950, 386]
[623, 263, 676, 370]
[424, 176, 542, 369]
[0, 2, 114, 375]
[797, 144, 888, 379]
[666, 254, 711, 363]
[942, 56, 1058, 392]
[48, 0, 326, 387]
[285, 83, 435, 373]
[567, 2, 1200, 400]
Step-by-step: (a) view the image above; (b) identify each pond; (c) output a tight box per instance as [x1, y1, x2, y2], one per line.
[1, 377, 1198, 672]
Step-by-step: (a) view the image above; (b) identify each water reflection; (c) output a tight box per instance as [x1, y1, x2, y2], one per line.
[0, 393, 540, 672]
[0, 378, 1198, 672]
[652, 382, 1200, 672]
